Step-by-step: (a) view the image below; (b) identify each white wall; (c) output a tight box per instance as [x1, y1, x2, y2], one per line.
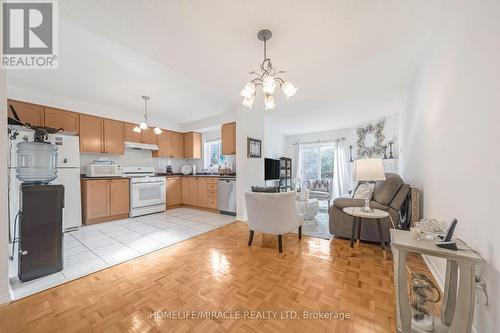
[235, 105, 265, 220]
[263, 115, 285, 159]
[399, 1, 500, 332]
[0, 6, 11, 302]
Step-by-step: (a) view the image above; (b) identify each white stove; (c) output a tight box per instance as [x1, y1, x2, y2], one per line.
[122, 167, 166, 217]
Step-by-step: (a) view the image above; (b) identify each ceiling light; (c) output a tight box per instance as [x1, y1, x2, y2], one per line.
[133, 96, 160, 135]
[241, 29, 297, 110]
[242, 94, 255, 108]
[264, 94, 275, 110]
[281, 81, 298, 99]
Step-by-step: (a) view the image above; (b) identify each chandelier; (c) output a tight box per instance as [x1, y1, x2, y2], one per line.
[240, 29, 297, 110]
[133, 96, 161, 134]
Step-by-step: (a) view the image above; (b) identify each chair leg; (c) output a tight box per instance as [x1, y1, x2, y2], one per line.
[248, 230, 254, 246]
[278, 235, 283, 253]
[298, 226, 302, 239]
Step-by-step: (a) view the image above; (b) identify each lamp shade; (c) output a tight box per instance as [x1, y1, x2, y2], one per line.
[354, 158, 386, 182]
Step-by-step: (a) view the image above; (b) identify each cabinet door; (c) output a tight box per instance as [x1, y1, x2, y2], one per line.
[181, 177, 189, 204]
[184, 132, 201, 159]
[44, 107, 79, 133]
[79, 114, 103, 153]
[153, 130, 171, 157]
[7, 99, 44, 127]
[166, 177, 182, 206]
[103, 119, 124, 155]
[83, 180, 110, 221]
[142, 127, 158, 145]
[124, 123, 142, 143]
[171, 132, 184, 158]
[197, 178, 209, 208]
[109, 179, 130, 215]
[189, 178, 199, 205]
[221, 122, 236, 155]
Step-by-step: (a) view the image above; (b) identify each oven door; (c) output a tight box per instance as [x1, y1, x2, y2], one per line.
[131, 181, 166, 208]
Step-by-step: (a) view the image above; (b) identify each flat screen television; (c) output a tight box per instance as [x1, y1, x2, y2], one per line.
[264, 158, 280, 180]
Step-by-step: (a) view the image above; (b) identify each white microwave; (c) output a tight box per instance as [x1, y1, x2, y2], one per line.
[85, 164, 123, 178]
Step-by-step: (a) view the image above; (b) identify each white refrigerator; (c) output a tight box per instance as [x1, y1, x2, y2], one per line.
[8, 129, 82, 242]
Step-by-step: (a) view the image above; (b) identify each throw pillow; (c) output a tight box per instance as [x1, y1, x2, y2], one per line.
[353, 182, 375, 200]
[313, 179, 329, 192]
[251, 186, 280, 193]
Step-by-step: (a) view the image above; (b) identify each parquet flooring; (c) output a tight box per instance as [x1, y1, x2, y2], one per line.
[0, 221, 432, 333]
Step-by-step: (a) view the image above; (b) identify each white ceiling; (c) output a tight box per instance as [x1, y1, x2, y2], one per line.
[7, 0, 441, 134]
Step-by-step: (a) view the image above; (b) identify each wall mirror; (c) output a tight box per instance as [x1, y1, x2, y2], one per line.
[356, 120, 385, 158]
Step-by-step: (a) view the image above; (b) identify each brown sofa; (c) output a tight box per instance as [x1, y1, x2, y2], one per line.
[328, 173, 409, 242]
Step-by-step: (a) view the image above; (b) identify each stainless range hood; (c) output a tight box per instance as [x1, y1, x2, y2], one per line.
[125, 141, 159, 151]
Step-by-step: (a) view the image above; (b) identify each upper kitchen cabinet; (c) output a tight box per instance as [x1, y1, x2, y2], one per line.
[124, 122, 142, 143]
[103, 119, 124, 155]
[7, 99, 44, 127]
[171, 131, 184, 158]
[142, 127, 158, 145]
[153, 130, 172, 158]
[184, 132, 201, 159]
[79, 114, 103, 153]
[79, 114, 124, 155]
[44, 107, 79, 133]
[221, 122, 236, 155]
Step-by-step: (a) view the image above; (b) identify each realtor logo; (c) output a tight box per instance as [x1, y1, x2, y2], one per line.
[2, 1, 58, 69]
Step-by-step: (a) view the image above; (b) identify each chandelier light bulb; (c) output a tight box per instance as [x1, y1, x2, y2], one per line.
[262, 75, 276, 94]
[242, 95, 254, 108]
[240, 82, 256, 99]
[281, 81, 298, 99]
[264, 94, 275, 110]
[132, 126, 142, 133]
[154, 127, 162, 135]
[139, 122, 148, 130]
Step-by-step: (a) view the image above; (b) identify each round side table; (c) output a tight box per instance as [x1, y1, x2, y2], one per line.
[342, 207, 390, 259]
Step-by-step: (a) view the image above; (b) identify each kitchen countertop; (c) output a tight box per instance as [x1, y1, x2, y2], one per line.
[80, 175, 130, 180]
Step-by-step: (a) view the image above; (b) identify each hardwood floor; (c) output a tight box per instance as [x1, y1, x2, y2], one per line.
[0, 221, 432, 333]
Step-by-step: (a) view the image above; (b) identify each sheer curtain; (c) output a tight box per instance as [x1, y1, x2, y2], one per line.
[332, 139, 352, 198]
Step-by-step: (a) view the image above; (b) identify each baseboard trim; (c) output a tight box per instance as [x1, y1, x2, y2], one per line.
[0, 292, 11, 304]
[422, 255, 445, 291]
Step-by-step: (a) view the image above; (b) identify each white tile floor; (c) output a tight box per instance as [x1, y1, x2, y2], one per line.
[9, 208, 235, 300]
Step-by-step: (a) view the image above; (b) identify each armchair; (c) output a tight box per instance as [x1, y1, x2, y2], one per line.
[245, 191, 303, 253]
[307, 179, 333, 207]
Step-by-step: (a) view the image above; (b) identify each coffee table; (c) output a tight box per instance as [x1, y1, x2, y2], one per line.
[296, 198, 319, 220]
[342, 207, 389, 259]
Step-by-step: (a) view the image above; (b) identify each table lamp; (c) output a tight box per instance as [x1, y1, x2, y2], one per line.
[354, 158, 386, 212]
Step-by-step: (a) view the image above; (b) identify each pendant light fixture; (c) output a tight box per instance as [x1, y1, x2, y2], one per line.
[240, 29, 297, 110]
[133, 96, 161, 134]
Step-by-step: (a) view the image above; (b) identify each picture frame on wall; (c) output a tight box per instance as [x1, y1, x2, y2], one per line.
[247, 137, 262, 158]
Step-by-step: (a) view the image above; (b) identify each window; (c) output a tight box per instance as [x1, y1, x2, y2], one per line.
[298, 143, 334, 188]
[204, 139, 225, 169]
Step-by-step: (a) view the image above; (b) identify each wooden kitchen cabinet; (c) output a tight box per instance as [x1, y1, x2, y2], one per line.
[182, 177, 198, 205]
[80, 115, 124, 155]
[180, 176, 218, 209]
[153, 130, 172, 158]
[7, 99, 44, 127]
[103, 119, 124, 155]
[171, 132, 185, 158]
[81, 178, 130, 225]
[124, 122, 142, 143]
[166, 177, 182, 207]
[44, 107, 79, 133]
[221, 122, 236, 155]
[142, 127, 158, 145]
[109, 178, 130, 215]
[79, 114, 104, 153]
[184, 132, 201, 159]
[197, 178, 209, 208]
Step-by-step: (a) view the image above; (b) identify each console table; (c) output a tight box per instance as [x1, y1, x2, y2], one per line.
[390, 229, 484, 333]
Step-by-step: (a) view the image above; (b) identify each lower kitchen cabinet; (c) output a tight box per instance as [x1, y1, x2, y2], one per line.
[166, 177, 182, 207]
[81, 178, 130, 224]
[180, 176, 218, 209]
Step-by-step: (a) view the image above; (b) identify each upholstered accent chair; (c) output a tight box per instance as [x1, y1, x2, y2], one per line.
[308, 179, 333, 207]
[245, 191, 303, 253]
[329, 173, 409, 242]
